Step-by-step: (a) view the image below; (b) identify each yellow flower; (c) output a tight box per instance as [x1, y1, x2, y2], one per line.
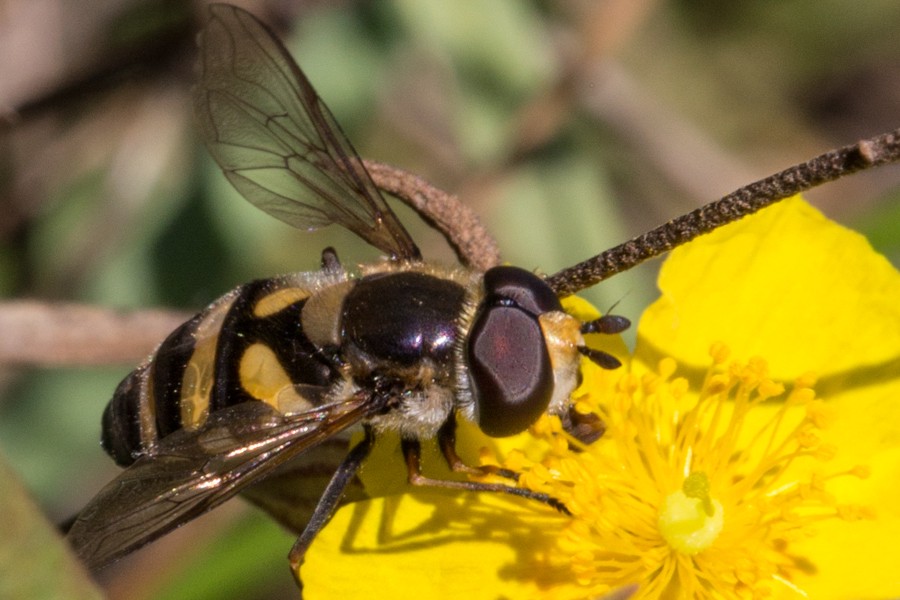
[300, 197, 900, 599]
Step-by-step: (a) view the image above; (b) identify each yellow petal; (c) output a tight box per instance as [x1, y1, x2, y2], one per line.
[792, 446, 900, 598]
[636, 196, 900, 381]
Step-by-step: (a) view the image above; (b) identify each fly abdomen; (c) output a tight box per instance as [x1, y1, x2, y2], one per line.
[100, 274, 344, 466]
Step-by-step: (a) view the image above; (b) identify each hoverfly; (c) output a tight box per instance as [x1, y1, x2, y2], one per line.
[66, 1, 900, 587]
[64, 2, 626, 577]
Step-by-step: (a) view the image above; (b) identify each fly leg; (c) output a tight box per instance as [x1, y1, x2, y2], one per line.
[400, 416, 569, 514]
[289, 424, 376, 588]
[435, 414, 522, 482]
[320, 247, 344, 275]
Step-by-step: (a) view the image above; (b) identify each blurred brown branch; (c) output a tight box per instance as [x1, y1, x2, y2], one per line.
[0, 301, 189, 366]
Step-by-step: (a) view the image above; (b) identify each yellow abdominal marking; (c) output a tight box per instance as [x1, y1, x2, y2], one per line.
[239, 343, 314, 414]
[253, 287, 311, 318]
[180, 333, 216, 429]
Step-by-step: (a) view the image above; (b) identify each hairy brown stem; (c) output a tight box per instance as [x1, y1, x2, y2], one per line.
[364, 160, 501, 271]
[547, 128, 900, 297]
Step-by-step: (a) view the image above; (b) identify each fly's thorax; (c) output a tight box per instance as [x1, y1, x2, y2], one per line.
[337, 264, 475, 385]
[300, 279, 356, 350]
[313, 262, 481, 439]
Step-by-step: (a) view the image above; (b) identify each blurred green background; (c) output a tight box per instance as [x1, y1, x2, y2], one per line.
[1, 0, 899, 598]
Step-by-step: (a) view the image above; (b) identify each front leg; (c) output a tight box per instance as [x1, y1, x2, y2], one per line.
[436, 413, 522, 482]
[401, 418, 569, 513]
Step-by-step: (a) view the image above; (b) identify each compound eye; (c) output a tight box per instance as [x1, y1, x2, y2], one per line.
[467, 303, 553, 437]
[483, 266, 561, 315]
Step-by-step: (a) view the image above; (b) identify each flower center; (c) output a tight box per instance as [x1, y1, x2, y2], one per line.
[658, 472, 723, 554]
[490, 343, 872, 599]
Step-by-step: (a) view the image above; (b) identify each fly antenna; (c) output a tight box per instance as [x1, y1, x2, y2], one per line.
[581, 314, 631, 336]
[578, 346, 622, 370]
[577, 313, 631, 370]
[547, 128, 900, 297]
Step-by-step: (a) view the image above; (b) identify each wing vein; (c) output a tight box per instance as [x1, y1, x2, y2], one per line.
[193, 4, 420, 260]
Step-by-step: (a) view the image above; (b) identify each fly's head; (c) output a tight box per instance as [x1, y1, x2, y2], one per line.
[463, 265, 628, 439]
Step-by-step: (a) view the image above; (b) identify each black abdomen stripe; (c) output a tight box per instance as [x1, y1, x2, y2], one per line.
[152, 316, 207, 438]
[101, 363, 153, 467]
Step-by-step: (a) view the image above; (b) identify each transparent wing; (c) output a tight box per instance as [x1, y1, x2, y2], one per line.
[67, 396, 373, 571]
[193, 4, 420, 261]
